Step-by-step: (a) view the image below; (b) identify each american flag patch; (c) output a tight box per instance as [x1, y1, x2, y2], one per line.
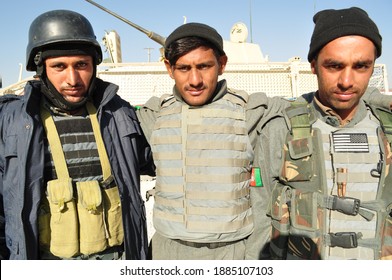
[332, 133, 369, 153]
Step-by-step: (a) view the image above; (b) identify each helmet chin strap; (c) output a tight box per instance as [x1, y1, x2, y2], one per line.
[37, 64, 97, 112]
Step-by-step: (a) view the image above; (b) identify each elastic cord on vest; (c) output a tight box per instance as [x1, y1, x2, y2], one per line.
[40, 100, 111, 180]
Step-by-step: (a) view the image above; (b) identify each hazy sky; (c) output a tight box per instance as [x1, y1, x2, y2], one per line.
[1, 0, 391, 88]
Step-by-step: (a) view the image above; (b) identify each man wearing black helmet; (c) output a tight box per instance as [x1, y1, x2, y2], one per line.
[0, 10, 154, 260]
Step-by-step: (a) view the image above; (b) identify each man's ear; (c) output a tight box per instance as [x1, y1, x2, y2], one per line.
[218, 55, 228, 75]
[164, 59, 174, 79]
[310, 60, 317, 75]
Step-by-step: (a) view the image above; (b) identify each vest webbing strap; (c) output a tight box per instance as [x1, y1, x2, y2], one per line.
[319, 194, 375, 221]
[85, 102, 111, 181]
[188, 124, 247, 135]
[186, 187, 249, 200]
[185, 157, 249, 167]
[187, 141, 247, 151]
[197, 109, 244, 120]
[186, 214, 252, 232]
[154, 209, 252, 232]
[325, 169, 379, 183]
[186, 201, 250, 215]
[151, 135, 182, 145]
[153, 151, 182, 160]
[186, 172, 251, 184]
[154, 195, 250, 215]
[40, 101, 112, 181]
[40, 103, 70, 180]
[153, 119, 181, 129]
[155, 183, 184, 193]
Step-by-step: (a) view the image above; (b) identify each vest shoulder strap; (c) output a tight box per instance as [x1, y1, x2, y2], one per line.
[40, 101, 71, 179]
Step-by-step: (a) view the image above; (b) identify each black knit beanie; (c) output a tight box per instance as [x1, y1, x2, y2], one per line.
[165, 22, 225, 55]
[308, 7, 382, 62]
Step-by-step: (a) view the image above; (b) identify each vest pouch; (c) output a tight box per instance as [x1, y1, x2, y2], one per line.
[103, 186, 124, 247]
[284, 190, 324, 259]
[270, 183, 290, 222]
[76, 180, 107, 255]
[281, 137, 313, 182]
[46, 178, 79, 258]
[38, 196, 51, 250]
[269, 183, 291, 259]
[381, 204, 392, 260]
[290, 190, 319, 231]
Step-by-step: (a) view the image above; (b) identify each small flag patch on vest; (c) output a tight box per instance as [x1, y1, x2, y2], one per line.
[332, 132, 369, 153]
[250, 167, 263, 187]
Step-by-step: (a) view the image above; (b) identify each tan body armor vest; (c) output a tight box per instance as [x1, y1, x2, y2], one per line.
[151, 91, 254, 242]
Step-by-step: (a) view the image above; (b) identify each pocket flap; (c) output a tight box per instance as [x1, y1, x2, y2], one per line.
[47, 178, 74, 211]
[76, 181, 102, 213]
[288, 137, 313, 159]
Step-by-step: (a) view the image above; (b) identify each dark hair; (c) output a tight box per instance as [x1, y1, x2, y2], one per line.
[164, 36, 224, 65]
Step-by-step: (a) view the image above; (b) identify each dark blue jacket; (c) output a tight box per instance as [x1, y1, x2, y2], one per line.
[0, 79, 155, 259]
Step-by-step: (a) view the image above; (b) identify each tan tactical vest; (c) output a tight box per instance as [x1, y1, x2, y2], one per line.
[151, 90, 254, 242]
[38, 102, 124, 258]
[270, 102, 392, 260]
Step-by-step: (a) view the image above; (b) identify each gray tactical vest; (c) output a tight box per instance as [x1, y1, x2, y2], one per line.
[151, 90, 254, 243]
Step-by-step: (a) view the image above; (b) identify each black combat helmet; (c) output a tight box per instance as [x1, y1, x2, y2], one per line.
[26, 9, 103, 71]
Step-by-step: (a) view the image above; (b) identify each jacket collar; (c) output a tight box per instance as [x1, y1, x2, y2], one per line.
[23, 78, 119, 115]
[311, 92, 368, 128]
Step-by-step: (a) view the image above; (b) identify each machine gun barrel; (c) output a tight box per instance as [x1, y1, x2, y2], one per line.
[84, 0, 166, 46]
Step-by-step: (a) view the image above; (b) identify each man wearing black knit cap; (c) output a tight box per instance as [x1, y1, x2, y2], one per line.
[307, 7, 382, 62]
[258, 7, 392, 260]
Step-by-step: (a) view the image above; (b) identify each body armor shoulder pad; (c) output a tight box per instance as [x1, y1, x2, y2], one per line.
[159, 94, 175, 107]
[226, 88, 249, 106]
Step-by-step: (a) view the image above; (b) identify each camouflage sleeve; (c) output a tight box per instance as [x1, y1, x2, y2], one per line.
[135, 96, 161, 143]
[363, 87, 392, 110]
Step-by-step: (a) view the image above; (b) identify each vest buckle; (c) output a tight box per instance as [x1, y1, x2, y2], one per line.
[328, 232, 361, 248]
[332, 196, 360, 216]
